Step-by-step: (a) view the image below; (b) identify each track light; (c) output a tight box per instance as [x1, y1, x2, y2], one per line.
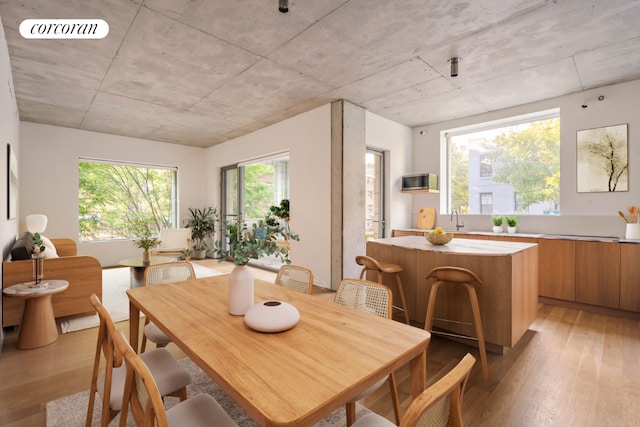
[449, 57, 459, 77]
[279, 0, 288, 13]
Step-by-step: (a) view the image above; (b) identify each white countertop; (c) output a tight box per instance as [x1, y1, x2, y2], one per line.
[370, 235, 537, 256]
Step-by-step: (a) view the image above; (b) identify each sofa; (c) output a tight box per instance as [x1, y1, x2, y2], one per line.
[2, 233, 102, 327]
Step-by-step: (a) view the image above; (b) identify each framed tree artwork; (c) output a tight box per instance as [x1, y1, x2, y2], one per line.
[576, 123, 628, 192]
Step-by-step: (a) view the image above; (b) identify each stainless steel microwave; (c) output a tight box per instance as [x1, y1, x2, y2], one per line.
[401, 173, 438, 191]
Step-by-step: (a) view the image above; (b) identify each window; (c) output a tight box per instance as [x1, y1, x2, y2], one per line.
[480, 193, 493, 214]
[78, 160, 177, 241]
[479, 153, 492, 177]
[445, 109, 560, 215]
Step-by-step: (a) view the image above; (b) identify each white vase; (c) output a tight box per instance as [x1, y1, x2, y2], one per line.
[508, 226, 517, 234]
[492, 226, 503, 233]
[626, 223, 640, 239]
[229, 264, 254, 315]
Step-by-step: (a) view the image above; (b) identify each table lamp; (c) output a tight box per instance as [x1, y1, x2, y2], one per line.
[26, 214, 48, 234]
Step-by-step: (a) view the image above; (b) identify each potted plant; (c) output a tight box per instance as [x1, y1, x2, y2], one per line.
[133, 228, 161, 263]
[185, 207, 218, 260]
[216, 216, 299, 315]
[505, 215, 518, 234]
[491, 216, 504, 233]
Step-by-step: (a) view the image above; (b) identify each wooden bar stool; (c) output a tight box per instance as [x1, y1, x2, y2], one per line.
[425, 266, 489, 381]
[356, 255, 410, 325]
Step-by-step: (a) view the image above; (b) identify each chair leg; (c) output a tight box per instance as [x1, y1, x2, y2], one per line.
[465, 284, 489, 381]
[424, 281, 442, 331]
[395, 273, 410, 325]
[388, 372, 402, 425]
[345, 402, 357, 427]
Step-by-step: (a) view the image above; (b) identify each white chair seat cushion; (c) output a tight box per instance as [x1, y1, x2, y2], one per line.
[144, 321, 172, 345]
[97, 348, 191, 411]
[351, 412, 394, 427]
[166, 393, 238, 427]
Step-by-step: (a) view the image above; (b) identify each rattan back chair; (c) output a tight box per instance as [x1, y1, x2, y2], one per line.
[140, 261, 196, 352]
[352, 353, 476, 427]
[334, 278, 401, 426]
[113, 329, 238, 427]
[274, 264, 314, 294]
[86, 294, 191, 427]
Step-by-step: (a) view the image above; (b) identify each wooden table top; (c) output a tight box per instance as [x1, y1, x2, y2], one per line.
[127, 275, 430, 426]
[118, 256, 175, 268]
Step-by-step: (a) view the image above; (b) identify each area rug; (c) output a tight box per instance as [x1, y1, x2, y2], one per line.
[46, 357, 371, 426]
[59, 263, 222, 334]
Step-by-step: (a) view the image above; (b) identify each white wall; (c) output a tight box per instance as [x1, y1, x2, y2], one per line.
[365, 110, 413, 236]
[412, 78, 640, 238]
[19, 123, 208, 266]
[205, 104, 333, 286]
[0, 17, 20, 346]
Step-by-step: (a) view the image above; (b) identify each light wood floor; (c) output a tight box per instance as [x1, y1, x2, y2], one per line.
[1, 261, 640, 426]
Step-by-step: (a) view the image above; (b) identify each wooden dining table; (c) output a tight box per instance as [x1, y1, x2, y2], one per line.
[127, 274, 430, 427]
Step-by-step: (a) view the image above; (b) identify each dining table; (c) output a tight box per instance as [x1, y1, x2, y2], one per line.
[127, 274, 431, 427]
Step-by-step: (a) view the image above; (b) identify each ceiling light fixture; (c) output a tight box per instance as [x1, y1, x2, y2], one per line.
[449, 57, 459, 77]
[279, 0, 289, 13]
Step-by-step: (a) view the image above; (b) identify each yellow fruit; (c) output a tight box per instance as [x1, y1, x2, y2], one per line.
[434, 227, 443, 234]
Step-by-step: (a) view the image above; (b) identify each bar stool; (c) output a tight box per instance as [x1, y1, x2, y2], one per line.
[355, 255, 410, 324]
[425, 266, 489, 381]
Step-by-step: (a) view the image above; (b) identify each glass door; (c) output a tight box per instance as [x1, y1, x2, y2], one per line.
[365, 149, 385, 239]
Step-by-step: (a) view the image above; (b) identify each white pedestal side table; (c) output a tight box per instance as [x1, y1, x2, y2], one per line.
[3, 280, 69, 349]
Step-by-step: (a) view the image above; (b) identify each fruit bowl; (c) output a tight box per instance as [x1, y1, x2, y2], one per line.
[425, 231, 453, 245]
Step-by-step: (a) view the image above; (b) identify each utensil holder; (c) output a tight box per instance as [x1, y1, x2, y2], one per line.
[626, 223, 640, 240]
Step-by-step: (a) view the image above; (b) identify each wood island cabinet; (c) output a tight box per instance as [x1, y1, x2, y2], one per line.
[575, 241, 620, 309]
[391, 230, 638, 316]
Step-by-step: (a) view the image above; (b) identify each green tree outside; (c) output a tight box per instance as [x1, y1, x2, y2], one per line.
[79, 162, 175, 241]
[491, 119, 560, 211]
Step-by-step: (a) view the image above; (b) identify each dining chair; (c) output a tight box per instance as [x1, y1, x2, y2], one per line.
[140, 261, 196, 352]
[112, 329, 238, 427]
[334, 278, 401, 426]
[274, 264, 314, 294]
[351, 353, 476, 427]
[86, 294, 191, 427]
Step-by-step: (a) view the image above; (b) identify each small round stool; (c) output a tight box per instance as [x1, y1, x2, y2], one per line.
[356, 255, 410, 325]
[425, 266, 489, 381]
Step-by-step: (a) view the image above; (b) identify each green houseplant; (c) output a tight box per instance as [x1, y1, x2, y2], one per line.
[132, 227, 161, 262]
[491, 216, 504, 233]
[186, 207, 219, 260]
[505, 215, 518, 234]
[216, 216, 299, 315]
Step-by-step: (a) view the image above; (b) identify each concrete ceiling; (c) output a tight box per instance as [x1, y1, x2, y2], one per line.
[1, 0, 640, 148]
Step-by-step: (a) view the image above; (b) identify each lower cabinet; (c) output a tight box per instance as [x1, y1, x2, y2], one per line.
[538, 239, 576, 301]
[621, 243, 640, 312]
[575, 241, 620, 309]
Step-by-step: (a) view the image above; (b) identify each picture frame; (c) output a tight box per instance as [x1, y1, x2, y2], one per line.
[7, 143, 17, 219]
[576, 123, 628, 193]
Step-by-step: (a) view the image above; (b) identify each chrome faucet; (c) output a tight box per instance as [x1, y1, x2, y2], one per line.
[451, 210, 464, 231]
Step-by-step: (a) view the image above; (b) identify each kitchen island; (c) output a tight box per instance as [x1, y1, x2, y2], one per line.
[366, 235, 538, 353]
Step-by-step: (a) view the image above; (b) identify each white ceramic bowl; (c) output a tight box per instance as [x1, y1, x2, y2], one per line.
[244, 300, 300, 333]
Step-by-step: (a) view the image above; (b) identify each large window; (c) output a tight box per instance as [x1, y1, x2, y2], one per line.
[78, 160, 177, 241]
[445, 109, 560, 215]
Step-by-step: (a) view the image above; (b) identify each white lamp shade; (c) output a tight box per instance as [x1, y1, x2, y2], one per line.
[26, 214, 48, 233]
